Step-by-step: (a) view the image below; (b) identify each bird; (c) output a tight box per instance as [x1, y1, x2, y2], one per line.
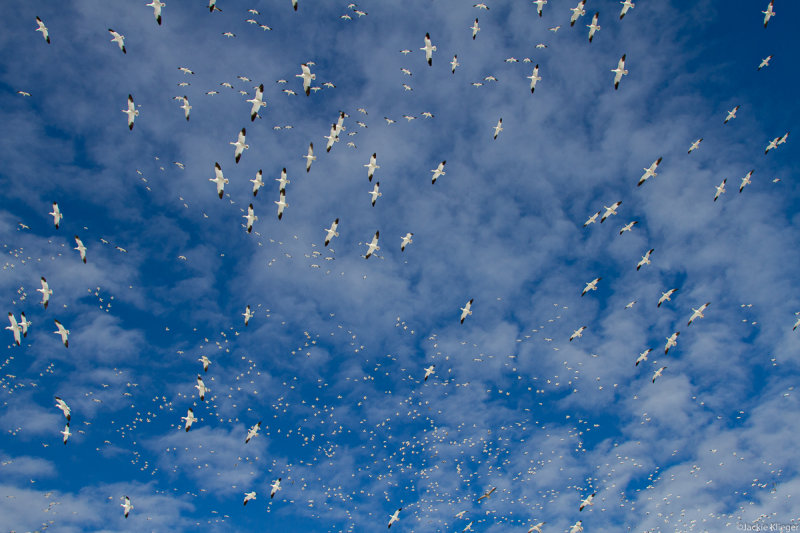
[400, 233, 413, 251]
[758, 55, 772, 70]
[365, 231, 380, 259]
[122, 496, 133, 518]
[247, 84, 266, 121]
[325, 124, 340, 152]
[270, 478, 282, 498]
[275, 191, 288, 220]
[657, 288, 677, 307]
[625, 300, 637, 309]
[635, 349, 651, 366]
[582, 277, 601, 296]
[739, 170, 754, 193]
[146, 0, 165, 25]
[619, 0, 634, 19]
[471, 18, 480, 39]
[6, 313, 21, 346]
[48, 202, 62, 229]
[243, 304, 254, 325]
[292, 0, 298, 10]
[421, 33, 436, 66]
[527, 522, 546, 533]
[587, 12, 600, 42]
[369, 182, 382, 206]
[569, 326, 587, 341]
[652, 366, 667, 383]
[477, 486, 496, 501]
[451, 55, 459, 74]
[196, 375, 207, 401]
[688, 302, 711, 326]
[231, 128, 248, 163]
[61, 424, 71, 444]
[579, 492, 596, 511]
[569, 520, 584, 533]
[182, 408, 197, 431]
[210, 162, 228, 199]
[35, 17, 50, 43]
[724, 105, 740, 124]
[245, 421, 261, 443]
[208, 0, 221, 12]
[493, 118, 503, 139]
[251, 170, 264, 196]
[474, 3, 489, 9]
[688, 138, 703, 153]
[424, 365, 435, 381]
[18, 313, 29, 338]
[664, 331, 680, 354]
[570, 0, 586, 26]
[527, 65, 541, 93]
[38, 277, 53, 309]
[765, 137, 780, 154]
[108, 29, 126, 53]
[431, 161, 446, 184]
[534, 0, 547, 17]
[612, 54, 628, 89]
[123, 94, 138, 130]
[54, 397, 71, 421]
[638, 157, 662, 186]
[198, 355, 211, 372]
[584, 211, 601, 227]
[243, 492, 256, 505]
[388, 508, 402, 528]
[74, 236, 87, 263]
[460, 299, 474, 324]
[304, 143, 316, 172]
[763, 0, 775, 28]
[324, 219, 339, 246]
[297, 63, 316, 96]
[243, 205, 257, 233]
[636, 248, 654, 271]
[365, 153, 379, 182]
[177, 95, 191, 120]
[714, 179, 727, 201]
[53, 319, 69, 347]
[619, 221, 638, 234]
[600, 201, 622, 222]
[793, 316, 800, 331]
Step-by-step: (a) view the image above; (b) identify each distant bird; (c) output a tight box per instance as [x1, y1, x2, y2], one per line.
[724, 105, 740, 124]
[762, 0, 775, 28]
[297, 63, 315, 96]
[108, 29, 126, 53]
[146, 0, 165, 25]
[424, 365, 435, 381]
[600, 201, 622, 222]
[365, 153, 379, 182]
[243, 304, 254, 324]
[688, 302, 711, 326]
[652, 366, 667, 383]
[460, 299, 474, 324]
[664, 331, 680, 354]
[61, 424, 71, 444]
[74, 235, 87, 263]
[421, 33, 436, 66]
[636, 248, 654, 271]
[638, 157, 662, 186]
[474, 3, 489, 9]
[324, 219, 339, 246]
[688, 138, 703, 153]
[365, 231, 380, 259]
[182, 408, 197, 431]
[569, 520, 584, 533]
[619, 0, 634, 19]
[304, 143, 316, 172]
[245, 421, 261, 443]
[122, 496, 133, 518]
[49, 202, 62, 229]
[739, 170, 754, 193]
[584, 211, 601, 227]
[431, 161, 446, 184]
[612, 54, 628, 89]
[569, 326, 587, 341]
[231, 128, 248, 163]
[587, 12, 600, 42]
[196, 375, 207, 401]
[210, 162, 228, 199]
[758, 55, 772, 70]
[243, 491, 256, 505]
[471, 18, 480, 39]
[527, 65, 541, 93]
[369, 182, 382, 206]
[123, 94, 138, 130]
[35, 17, 50, 43]
[400, 233, 413, 251]
[247, 84, 266, 121]
[528, 522, 546, 533]
[38, 277, 52, 309]
[714, 179, 727, 201]
[477, 486, 496, 501]
[251, 170, 264, 196]
[534, 0, 547, 17]
[275, 191, 288, 220]
[451, 55, 460, 74]
[619, 221, 638, 234]
[570, 0, 586, 26]
[388, 508, 402, 528]
[579, 492, 596, 511]
[55, 397, 71, 421]
[270, 478, 282, 498]
[625, 300, 637, 309]
[635, 348, 651, 366]
[493, 118, 503, 139]
[657, 288, 677, 307]
[53, 319, 69, 347]
[582, 277, 601, 296]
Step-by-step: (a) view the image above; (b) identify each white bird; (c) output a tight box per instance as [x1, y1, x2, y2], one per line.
[244, 204, 257, 233]
[619, 220, 638, 234]
[296, 63, 316, 96]
[635, 348, 651, 366]
[46, 202, 63, 230]
[196, 375, 207, 401]
[794, 316, 800, 331]
[636, 248, 654, 271]
[182, 408, 197, 431]
[611, 54, 628, 89]
[652, 366, 667, 383]
[400, 233, 413, 251]
[177, 95, 191, 120]
[388, 508, 402, 528]
[638, 157, 662, 186]
[123, 94, 138, 130]
[463, 521, 474, 532]
[570, 0, 586, 26]
[758, 55, 772, 70]
[527, 522, 546, 533]
[38, 277, 52, 309]
[431, 161, 446, 184]
[569, 326, 587, 341]
[243, 304, 254, 325]
[534, 0, 547, 17]
[122, 496, 133, 518]
[763, 0, 775, 28]
[477, 486, 496, 501]
[778, 131, 789, 145]
[365, 231, 380, 259]
[275, 191, 288, 220]
[55, 397, 71, 421]
[600, 201, 622, 222]
[582, 277, 601, 296]
[424, 365, 435, 381]
[587, 12, 600, 42]
[53, 319, 69, 347]
[304, 143, 316, 172]
[584, 211, 601, 227]
[569, 520, 583, 533]
[231, 128, 248, 163]
[739, 169, 754, 193]
[61, 424, 71, 444]
[460, 299, 474, 324]
[18, 313, 30, 338]
[619, 0, 634, 19]
[658, 288, 677, 307]
[210, 162, 228, 199]
[270, 478, 282, 498]
[688, 302, 711, 326]
[493, 118, 503, 139]
[365, 153, 379, 182]
[247, 84, 266, 121]
[35, 16, 50, 44]
[765, 137, 780, 154]
[275, 168, 290, 193]
[664, 331, 680, 354]
[74, 235, 87, 263]
[451, 54, 459, 74]
[471, 18, 480, 39]
[6, 313, 21, 346]
[108, 29, 126, 53]
[208, 0, 221, 12]
[146, 0, 165, 25]
[724, 105, 740, 124]
[625, 300, 637, 309]
[421, 33, 436, 66]
[369, 182, 382, 206]
[198, 355, 211, 372]
[245, 421, 261, 443]
[714, 178, 727, 201]
[579, 492, 596, 511]
[325, 124, 340, 152]
[474, 3, 489, 9]
[324, 219, 339, 247]
[688, 138, 703, 153]
[251, 170, 264, 197]
[527, 65, 541, 93]
[243, 491, 256, 505]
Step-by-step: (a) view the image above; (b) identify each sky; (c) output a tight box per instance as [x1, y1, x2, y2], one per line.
[0, 0, 798, 531]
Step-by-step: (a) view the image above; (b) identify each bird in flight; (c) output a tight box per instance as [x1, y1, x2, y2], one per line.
[652, 366, 667, 383]
[243, 491, 256, 505]
[297, 63, 315, 96]
[146, 0, 165, 25]
[579, 491, 596, 511]
[636, 248, 654, 271]
[365, 231, 380, 259]
[758, 55, 772, 70]
[304, 143, 316, 172]
[493, 118, 503, 139]
[251, 170, 264, 197]
[569, 326, 587, 341]
[460, 299, 474, 324]
[122, 496, 133, 518]
[196, 375, 208, 401]
[451, 55, 459, 74]
[658, 288, 677, 307]
[635, 349, 651, 366]
[431, 161, 446, 184]
[424, 365, 435, 381]
[123, 94, 138, 130]
[270, 478, 282, 498]
[6, 313, 21, 346]
[55, 397, 71, 421]
[245, 421, 261, 443]
[638, 157, 662, 186]
[527, 65, 541, 93]
[619, 0, 634, 19]
[324, 219, 339, 247]
[619, 220, 638, 234]
[421, 33, 436, 66]
[210, 163, 228, 199]
[247, 84, 266, 121]
[664, 331, 680, 354]
[182, 408, 197, 431]
[714, 179, 726, 201]
[35, 17, 51, 43]
[400, 233, 413, 251]
[688, 138, 703, 153]
[244, 205, 257, 233]
[108, 29, 126, 53]
[231, 128, 248, 163]
[582, 277, 601, 296]
[724, 105, 740, 124]
[739, 170, 754, 193]
[687, 302, 711, 326]
[365, 153, 379, 182]
[275, 191, 288, 220]
[763, 1, 775, 28]
[471, 18, 480, 39]
[477, 486, 497, 501]
[587, 13, 600, 42]
[53, 320, 69, 347]
[570, 0, 586, 26]
[388, 507, 402, 528]
[600, 201, 622, 222]
[369, 182, 382, 206]
[612, 54, 628, 89]
[74, 235, 87, 263]
[534, 0, 546, 17]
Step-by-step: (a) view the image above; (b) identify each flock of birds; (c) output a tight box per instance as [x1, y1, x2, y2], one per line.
[3, 0, 797, 531]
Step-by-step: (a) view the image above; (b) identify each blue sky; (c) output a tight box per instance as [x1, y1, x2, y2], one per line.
[1, 0, 798, 531]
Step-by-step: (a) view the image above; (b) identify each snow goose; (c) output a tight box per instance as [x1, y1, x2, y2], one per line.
[244, 204, 257, 233]
[687, 302, 710, 326]
[304, 143, 316, 172]
[587, 12, 600, 42]
[763, 1, 775, 27]
[365, 231, 380, 259]
[275, 191, 288, 220]
[400, 233, 413, 251]
[534, 0, 547, 17]
[243, 492, 256, 505]
[611, 54, 628, 89]
[108, 29, 126, 53]
[636, 248, 654, 271]
[276, 168, 290, 193]
[652, 366, 667, 383]
[388, 508, 402, 528]
[123, 94, 138, 130]
[688, 138, 703, 153]
[424, 365, 435, 381]
[196, 375, 207, 401]
[365, 153, 379, 182]
[421, 33, 436, 66]
[637, 157, 662, 186]
[6, 313, 21, 346]
[431, 161, 446, 184]
[460, 299, 474, 324]
[600, 201, 621, 222]
[635, 348, 651, 366]
[714, 179, 726, 201]
[471, 18, 480, 39]
[324, 219, 339, 246]
[122, 496, 133, 518]
[619, 0, 634, 19]
[231, 128, 248, 163]
[569, 326, 586, 341]
[657, 288, 677, 307]
[182, 408, 197, 431]
[724, 105, 740, 124]
[54, 319, 69, 347]
[493, 118, 503, 139]
[369, 182, 382, 206]
[245, 421, 261, 443]
[739, 170, 754, 193]
[271, 478, 282, 498]
[619, 220, 638, 234]
[35, 17, 50, 43]
[247, 84, 265, 121]
[582, 277, 601, 296]
[243, 304, 254, 325]
[251, 170, 264, 196]
[38, 277, 52, 309]
[146, 0, 165, 25]
[664, 331, 680, 354]
[210, 162, 228, 199]
[74, 236, 87, 263]
[570, 0, 586, 26]
[579, 492, 595, 511]
[527, 65, 541, 93]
